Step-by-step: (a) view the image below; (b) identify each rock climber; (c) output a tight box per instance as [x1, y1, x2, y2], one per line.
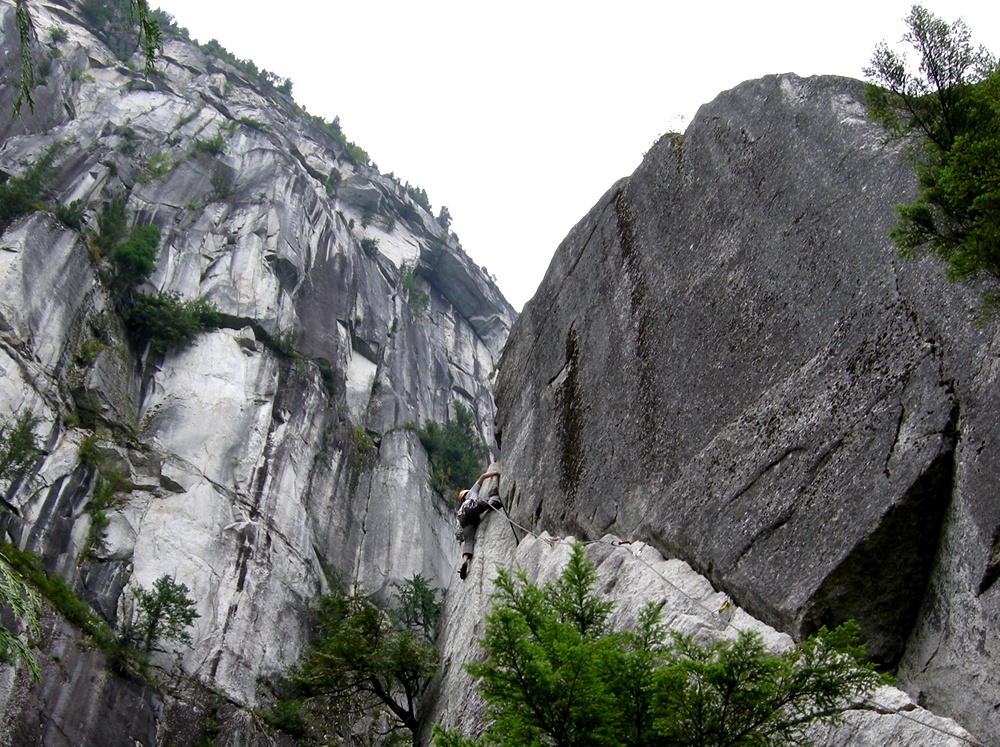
[455, 469, 502, 579]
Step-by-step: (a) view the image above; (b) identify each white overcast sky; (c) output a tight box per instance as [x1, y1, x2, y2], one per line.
[153, 1, 1000, 311]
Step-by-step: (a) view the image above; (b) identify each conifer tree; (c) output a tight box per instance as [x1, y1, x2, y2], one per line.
[865, 5, 1000, 311]
[437, 543, 883, 747]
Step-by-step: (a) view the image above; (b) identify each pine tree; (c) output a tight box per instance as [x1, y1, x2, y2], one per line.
[438, 542, 883, 747]
[865, 5, 1000, 311]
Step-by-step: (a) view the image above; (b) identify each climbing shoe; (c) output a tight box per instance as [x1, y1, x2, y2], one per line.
[459, 559, 469, 580]
[488, 497, 503, 510]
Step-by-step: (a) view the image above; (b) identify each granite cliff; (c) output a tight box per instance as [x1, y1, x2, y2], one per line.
[493, 74, 998, 745]
[0, 0, 512, 742]
[0, 2, 996, 746]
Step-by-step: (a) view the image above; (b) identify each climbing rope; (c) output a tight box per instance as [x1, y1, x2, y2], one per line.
[482, 501, 990, 747]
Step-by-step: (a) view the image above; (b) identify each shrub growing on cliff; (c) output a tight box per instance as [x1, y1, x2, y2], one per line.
[0, 411, 42, 491]
[0, 541, 113, 649]
[193, 133, 226, 156]
[94, 195, 130, 253]
[93, 197, 160, 302]
[361, 236, 380, 257]
[125, 292, 220, 353]
[123, 574, 199, 658]
[389, 574, 443, 640]
[435, 543, 883, 747]
[865, 5, 1000, 312]
[92, 199, 221, 352]
[400, 263, 430, 315]
[350, 426, 378, 470]
[0, 142, 63, 224]
[405, 183, 431, 212]
[418, 403, 488, 499]
[106, 223, 160, 298]
[53, 199, 85, 230]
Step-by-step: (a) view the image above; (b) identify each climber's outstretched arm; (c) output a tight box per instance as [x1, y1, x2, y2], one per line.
[477, 470, 500, 486]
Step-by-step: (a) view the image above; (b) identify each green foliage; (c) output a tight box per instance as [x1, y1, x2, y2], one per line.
[0, 552, 41, 682]
[437, 205, 452, 231]
[78, 0, 160, 72]
[271, 578, 441, 740]
[49, 26, 68, 43]
[53, 199, 85, 230]
[138, 151, 173, 183]
[238, 116, 269, 134]
[199, 37, 290, 97]
[84, 467, 135, 557]
[86, 507, 111, 557]
[651, 622, 882, 747]
[405, 183, 431, 212]
[361, 236, 380, 257]
[80, 0, 118, 28]
[865, 5, 1000, 311]
[346, 144, 370, 167]
[72, 389, 103, 430]
[117, 126, 139, 156]
[441, 543, 883, 747]
[125, 293, 220, 353]
[269, 329, 299, 358]
[0, 411, 42, 489]
[106, 223, 160, 298]
[194, 133, 227, 156]
[315, 358, 339, 398]
[0, 544, 198, 677]
[78, 433, 102, 466]
[350, 427, 377, 471]
[462, 545, 621, 747]
[125, 575, 199, 656]
[325, 168, 341, 198]
[13, 0, 37, 115]
[75, 337, 108, 367]
[400, 263, 430, 315]
[417, 403, 487, 499]
[94, 195, 130, 254]
[209, 169, 234, 201]
[864, 5, 995, 151]
[13, 0, 119, 113]
[36, 56, 52, 81]
[261, 698, 308, 739]
[1, 548, 201, 679]
[0, 541, 114, 649]
[389, 574, 443, 641]
[0, 141, 64, 224]
[93, 197, 162, 302]
[307, 114, 348, 148]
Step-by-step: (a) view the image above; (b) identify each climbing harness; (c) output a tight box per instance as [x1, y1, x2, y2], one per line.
[482, 500, 990, 747]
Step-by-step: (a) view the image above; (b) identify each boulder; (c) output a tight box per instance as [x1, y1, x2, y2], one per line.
[495, 73, 999, 744]
[424, 511, 977, 746]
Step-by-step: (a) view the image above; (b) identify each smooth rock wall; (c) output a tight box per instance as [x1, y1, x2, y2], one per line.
[0, 0, 513, 740]
[495, 74, 999, 743]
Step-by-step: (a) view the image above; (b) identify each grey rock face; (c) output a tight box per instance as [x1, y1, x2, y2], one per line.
[495, 74, 998, 744]
[0, 616, 163, 746]
[0, 0, 513, 742]
[425, 514, 976, 746]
